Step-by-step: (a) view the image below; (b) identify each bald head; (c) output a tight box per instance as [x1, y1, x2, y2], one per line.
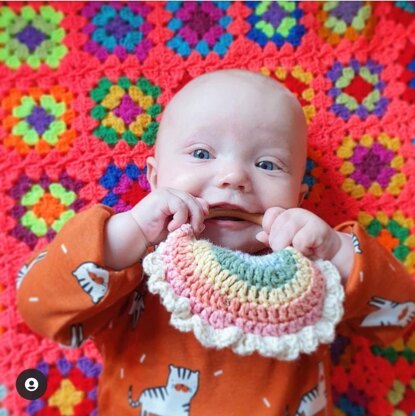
[155, 69, 307, 159]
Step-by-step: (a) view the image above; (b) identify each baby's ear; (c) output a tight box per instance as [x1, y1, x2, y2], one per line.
[298, 183, 308, 206]
[146, 157, 158, 190]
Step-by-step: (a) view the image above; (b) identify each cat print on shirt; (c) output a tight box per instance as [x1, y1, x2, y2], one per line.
[16, 251, 47, 289]
[59, 323, 84, 349]
[129, 290, 145, 329]
[361, 297, 415, 328]
[69, 323, 84, 347]
[295, 362, 327, 416]
[72, 262, 109, 304]
[351, 233, 362, 254]
[128, 365, 200, 416]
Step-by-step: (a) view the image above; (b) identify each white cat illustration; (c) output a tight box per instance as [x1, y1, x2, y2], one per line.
[16, 251, 47, 289]
[128, 365, 199, 416]
[72, 262, 109, 304]
[295, 362, 327, 416]
[361, 297, 415, 328]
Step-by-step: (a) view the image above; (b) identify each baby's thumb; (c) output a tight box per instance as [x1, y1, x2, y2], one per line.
[255, 231, 270, 246]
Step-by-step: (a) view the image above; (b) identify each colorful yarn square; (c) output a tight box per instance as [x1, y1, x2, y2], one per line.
[316, 1, 375, 45]
[332, 337, 415, 415]
[8, 172, 85, 249]
[90, 76, 161, 146]
[261, 66, 316, 123]
[0, 5, 67, 69]
[337, 134, 406, 199]
[100, 163, 150, 213]
[245, 1, 305, 47]
[165, 1, 233, 57]
[2, 86, 76, 155]
[82, 2, 153, 62]
[358, 211, 415, 273]
[25, 356, 101, 416]
[327, 59, 388, 121]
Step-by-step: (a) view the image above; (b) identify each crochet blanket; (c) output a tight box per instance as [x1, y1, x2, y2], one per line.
[0, 2, 414, 415]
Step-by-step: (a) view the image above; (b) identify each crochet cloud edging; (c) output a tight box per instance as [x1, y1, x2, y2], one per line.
[143, 224, 345, 360]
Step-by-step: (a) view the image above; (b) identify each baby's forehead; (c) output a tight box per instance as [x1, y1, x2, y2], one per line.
[164, 72, 298, 125]
[155, 70, 306, 154]
[180, 70, 290, 100]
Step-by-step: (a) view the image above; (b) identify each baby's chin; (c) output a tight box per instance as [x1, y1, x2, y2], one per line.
[199, 224, 265, 254]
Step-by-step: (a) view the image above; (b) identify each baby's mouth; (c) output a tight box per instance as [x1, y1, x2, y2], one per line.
[211, 216, 243, 221]
[205, 208, 263, 225]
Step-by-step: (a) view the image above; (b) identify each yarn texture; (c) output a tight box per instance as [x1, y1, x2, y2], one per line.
[144, 224, 344, 360]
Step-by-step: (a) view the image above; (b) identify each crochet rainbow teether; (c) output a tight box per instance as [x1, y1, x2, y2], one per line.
[143, 224, 344, 360]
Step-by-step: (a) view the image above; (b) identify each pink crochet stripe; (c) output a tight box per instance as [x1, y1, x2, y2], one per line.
[192, 298, 324, 337]
[167, 265, 326, 326]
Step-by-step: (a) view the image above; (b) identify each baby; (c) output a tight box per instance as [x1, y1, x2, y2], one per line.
[17, 69, 415, 415]
[104, 69, 354, 278]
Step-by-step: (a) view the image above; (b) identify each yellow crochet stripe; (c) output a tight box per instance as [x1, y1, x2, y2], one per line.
[190, 241, 313, 306]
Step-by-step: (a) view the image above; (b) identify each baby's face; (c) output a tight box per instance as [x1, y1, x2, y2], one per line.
[147, 71, 308, 253]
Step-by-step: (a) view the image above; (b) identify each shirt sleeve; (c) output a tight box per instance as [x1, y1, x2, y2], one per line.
[334, 221, 415, 346]
[16, 204, 143, 348]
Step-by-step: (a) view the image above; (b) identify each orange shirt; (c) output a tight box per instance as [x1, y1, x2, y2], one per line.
[17, 205, 415, 415]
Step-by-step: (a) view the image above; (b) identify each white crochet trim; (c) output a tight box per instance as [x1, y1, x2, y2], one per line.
[143, 243, 344, 361]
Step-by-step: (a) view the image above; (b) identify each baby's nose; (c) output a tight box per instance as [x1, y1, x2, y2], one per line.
[217, 167, 252, 192]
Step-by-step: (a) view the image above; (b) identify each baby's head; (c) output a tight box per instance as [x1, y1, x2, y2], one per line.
[146, 69, 308, 253]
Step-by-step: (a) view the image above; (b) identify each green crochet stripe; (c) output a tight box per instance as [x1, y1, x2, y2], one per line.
[211, 246, 299, 289]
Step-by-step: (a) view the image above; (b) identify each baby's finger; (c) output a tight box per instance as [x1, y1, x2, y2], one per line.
[292, 224, 334, 259]
[268, 220, 302, 252]
[291, 235, 315, 257]
[262, 207, 286, 234]
[166, 197, 189, 232]
[169, 190, 205, 233]
[255, 231, 270, 246]
[196, 197, 209, 216]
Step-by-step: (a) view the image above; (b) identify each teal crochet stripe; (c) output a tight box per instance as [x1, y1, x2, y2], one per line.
[211, 245, 299, 288]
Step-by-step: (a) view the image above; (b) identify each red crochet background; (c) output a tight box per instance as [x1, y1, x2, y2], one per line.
[0, 2, 414, 415]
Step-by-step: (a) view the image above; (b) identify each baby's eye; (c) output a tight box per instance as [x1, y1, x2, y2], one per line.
[192, 149, 211, 159]
[256, 160, 278, 171]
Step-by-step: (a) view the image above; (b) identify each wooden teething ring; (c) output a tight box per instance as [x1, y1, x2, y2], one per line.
[205, 208, 263, 225]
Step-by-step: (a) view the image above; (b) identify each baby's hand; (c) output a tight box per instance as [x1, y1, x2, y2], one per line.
[255, 207, 341, 260]
[130, 188, 209, 246]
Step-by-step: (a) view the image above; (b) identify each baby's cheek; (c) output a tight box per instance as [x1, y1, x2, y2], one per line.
[158, 171, 199, 193]
[265, 182, 302, 209]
